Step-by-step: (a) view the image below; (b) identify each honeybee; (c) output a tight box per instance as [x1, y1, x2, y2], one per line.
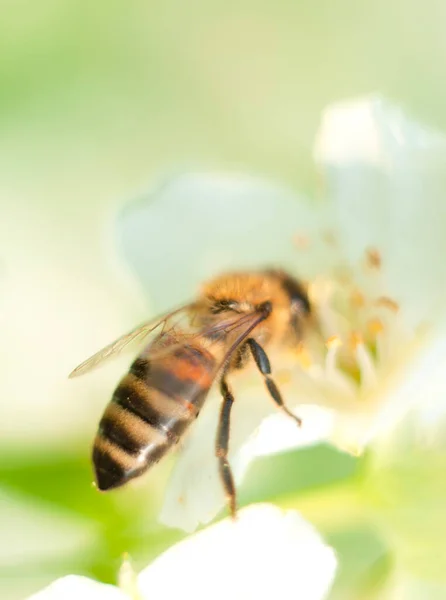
[70, 269, 311, 517]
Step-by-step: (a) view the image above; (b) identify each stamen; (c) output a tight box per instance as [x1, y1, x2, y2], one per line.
[365, 247, 382, 269]
[375, 296, 399, 312]
[349, 331, 363, 350]
[325, 335, 342, 349]
[295, 343, 312, 369]
[350, 332, 377, 388]
[325, 335, 342, 376]
[367, 318, 384, 336]
[119, 556, 141, 599]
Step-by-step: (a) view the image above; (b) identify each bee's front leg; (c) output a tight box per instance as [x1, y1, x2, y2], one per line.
[247, 338, 302, 427]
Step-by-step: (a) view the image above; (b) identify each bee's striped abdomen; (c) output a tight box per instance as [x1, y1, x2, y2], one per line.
[93, 342, 216, 491]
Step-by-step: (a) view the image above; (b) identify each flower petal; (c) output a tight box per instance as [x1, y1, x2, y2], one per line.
[118, 172, 332, 311]
[243, 404, 334, 458]
[315, 96, 446, 328]
[27, 575, 127, 600]
[140, 504, 337, 600]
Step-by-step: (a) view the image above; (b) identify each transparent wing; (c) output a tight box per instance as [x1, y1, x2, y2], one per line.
[139, 310, 266, 366]
[69, 303, 269, 380]
[68, 304, 193, 378]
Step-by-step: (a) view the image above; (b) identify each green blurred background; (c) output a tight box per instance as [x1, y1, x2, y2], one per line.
[2, 1, 446, 598]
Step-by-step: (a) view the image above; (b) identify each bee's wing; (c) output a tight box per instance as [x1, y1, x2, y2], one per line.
[140, 310, 266, 366]
[68, 304, 194, 378]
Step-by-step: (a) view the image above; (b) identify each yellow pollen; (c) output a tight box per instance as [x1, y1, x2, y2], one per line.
[376, 296, 399, 312]
[350, 289, 366, 308]
[295, 343, 312, 369]
[365, 247, 382, 269]
[367, 318, 384, 335]
[325, 335, 342, 349]
[349, 331, 363, 349]
[293, 233, 310, 249]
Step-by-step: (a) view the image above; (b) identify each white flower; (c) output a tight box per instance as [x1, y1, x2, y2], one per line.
[27, 577, 127, 600]
[119, 96, 446, 531]
[28, 504, 337, 600]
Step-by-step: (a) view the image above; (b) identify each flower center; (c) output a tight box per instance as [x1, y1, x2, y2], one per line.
[297, 245, 410, 399]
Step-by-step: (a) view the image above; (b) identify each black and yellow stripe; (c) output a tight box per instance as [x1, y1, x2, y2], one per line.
[93, 343, 216, 491]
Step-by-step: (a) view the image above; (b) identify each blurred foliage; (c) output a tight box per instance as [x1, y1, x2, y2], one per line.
[2, 1, 446, 598]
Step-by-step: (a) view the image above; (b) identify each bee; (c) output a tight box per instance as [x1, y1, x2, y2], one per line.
[70, 269, 311, 517]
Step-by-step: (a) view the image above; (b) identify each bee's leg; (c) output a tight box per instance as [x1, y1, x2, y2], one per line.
[247, 338, 302, 427]
[216, 376, 237, 519]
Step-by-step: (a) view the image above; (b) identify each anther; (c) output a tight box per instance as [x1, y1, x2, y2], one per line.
[325, 335, 342, 349]
[365, 247, 382, 269]
[349, 331, 363, 350]
[375, 296, 399, 312]
[295, 343, 312, 369]
[367, 318, 384, 336]
[325, 336, 342, 376]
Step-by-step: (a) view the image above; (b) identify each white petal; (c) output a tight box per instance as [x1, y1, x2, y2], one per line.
[315, 96, 446, 328]
[245, 404, 334, 458]
[27, 575, 127, 600]
[140, 504, 336, 600]
[118, 172, 332, 311]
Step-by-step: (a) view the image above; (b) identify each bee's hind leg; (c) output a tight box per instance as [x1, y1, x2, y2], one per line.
[215, 376, 237, 519]
[247, 338, 302, 427]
